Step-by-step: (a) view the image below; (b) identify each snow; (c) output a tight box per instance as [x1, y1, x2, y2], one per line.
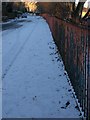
[2, 16, 81, 118]
[0, 29, 2, 120]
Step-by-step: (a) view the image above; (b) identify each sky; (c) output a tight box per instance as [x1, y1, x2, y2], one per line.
[84, 0, 90, 8]
[76, 0, 90, 8]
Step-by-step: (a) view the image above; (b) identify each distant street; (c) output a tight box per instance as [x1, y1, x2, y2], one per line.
[2, 16, 81, 118]
[2, 19, 31, 31]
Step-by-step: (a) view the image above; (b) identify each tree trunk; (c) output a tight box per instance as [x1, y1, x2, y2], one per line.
[73, 0, 86, 18]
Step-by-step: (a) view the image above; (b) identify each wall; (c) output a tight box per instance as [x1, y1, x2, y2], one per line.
[42, 14, 90, 119]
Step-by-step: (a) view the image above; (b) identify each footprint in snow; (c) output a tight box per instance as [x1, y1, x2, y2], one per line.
[61, 101, 70, 109]
[57, 58, 60, 62]
[79, 113, 82, 116]
[64, 72, 67, 76]
[49, 53, 54, 55]
[22, 96, 26, 99]
[50, 113, 53, 115]
[59, 101, 61, 104]
[32, 96, 37, 101]
[56, 89, 60, 92]
[59, 75, 62, 77]
[68, 89, 72, 92]
[55, 51, 58, 54]
[49, 46, 54, 49]
[75, 105, 80, 111]
[61, 96, 64, 98]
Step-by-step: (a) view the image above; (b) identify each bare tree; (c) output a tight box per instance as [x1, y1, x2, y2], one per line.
[72, 0, 86, 18]
[38, 1, 89, 21]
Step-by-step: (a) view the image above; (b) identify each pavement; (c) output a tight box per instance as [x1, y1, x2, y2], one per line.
[2, 16, 82, 118]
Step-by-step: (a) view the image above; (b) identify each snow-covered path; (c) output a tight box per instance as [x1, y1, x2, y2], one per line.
[2, 16, 81, 118]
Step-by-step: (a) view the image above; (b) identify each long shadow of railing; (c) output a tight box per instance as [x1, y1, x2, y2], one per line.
[42, 14, 90, 119]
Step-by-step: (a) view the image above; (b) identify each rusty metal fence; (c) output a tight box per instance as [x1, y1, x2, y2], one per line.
[42, 14, 90, 119]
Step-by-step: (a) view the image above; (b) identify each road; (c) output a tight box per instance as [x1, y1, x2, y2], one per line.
[2, 16, 82, 118]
